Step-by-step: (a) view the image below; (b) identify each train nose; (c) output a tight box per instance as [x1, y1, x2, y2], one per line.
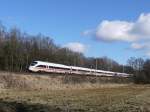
[28, 66, 33, 71]
[28, 66, 38, 72]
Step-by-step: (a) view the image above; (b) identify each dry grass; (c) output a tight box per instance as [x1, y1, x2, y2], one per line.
[0, 84, 150, 112]
[0, 71, 131, 90]
[0, 71, 149, 112]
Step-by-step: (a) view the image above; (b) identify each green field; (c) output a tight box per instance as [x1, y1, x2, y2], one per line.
[0, 84, 150, 112]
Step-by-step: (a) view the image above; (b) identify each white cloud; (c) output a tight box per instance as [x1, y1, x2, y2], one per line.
[64, 42, 87, 53]
[95, 20, 136, 42]
[84, 13, 150, 42]
[131, 42, 150, 57]
[82, 29, 95, 37]
[131, 13, 150, 37]
[146, 52, 150, 57]
[131, 43, 146, 50]
[83, 13, 150, 57]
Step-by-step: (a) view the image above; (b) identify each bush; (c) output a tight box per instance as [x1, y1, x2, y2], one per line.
[133, 71, 150, 84]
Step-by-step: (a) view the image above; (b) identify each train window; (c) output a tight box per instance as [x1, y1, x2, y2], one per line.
[30, 62, 37, 66]
[37, 65, 46, 68]
[72, 69, 77, 71]
[78, 69, 88, 72]
[48, 66, 69, 70]
[49, 66, 53, 69]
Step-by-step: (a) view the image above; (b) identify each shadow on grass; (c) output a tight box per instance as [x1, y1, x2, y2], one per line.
[0, 100, 63, 112]
[0, 100, 86, 112]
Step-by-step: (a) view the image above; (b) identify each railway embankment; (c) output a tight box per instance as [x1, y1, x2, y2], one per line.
[0, 71, 132, 90]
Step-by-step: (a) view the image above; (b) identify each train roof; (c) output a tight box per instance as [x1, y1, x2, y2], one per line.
[33, 61, 131, 76]
[70, 66, 91, 71]
[35, 61, 70, 69]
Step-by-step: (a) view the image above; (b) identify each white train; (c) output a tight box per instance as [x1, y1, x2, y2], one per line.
[28, 61, 131, 77]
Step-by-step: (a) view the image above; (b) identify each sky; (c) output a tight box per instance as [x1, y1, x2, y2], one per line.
[0, 0, 150, 64]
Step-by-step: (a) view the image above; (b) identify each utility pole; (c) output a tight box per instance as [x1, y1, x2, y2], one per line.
[122, 65, 124, 73]
[95, 58, 98, 75]
[110, 59, 112, 71]
[96, 58, 98, 70]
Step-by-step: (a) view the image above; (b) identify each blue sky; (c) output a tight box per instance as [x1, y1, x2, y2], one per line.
[0, 0, 150, 64]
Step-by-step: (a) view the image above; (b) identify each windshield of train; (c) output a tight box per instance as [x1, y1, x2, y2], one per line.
[30, 62, 37, 66]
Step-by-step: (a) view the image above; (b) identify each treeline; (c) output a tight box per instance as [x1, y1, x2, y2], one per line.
[127, 57, 150, 84]
[1, 23, 150, 84]
[0, 24, 133, 73]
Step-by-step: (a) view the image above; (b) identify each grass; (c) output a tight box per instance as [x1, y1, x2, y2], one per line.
[0, 85, 150, 112]
[0, 71, 149, 112]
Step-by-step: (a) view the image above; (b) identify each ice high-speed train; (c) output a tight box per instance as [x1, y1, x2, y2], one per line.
[28, 61, 131, 77]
